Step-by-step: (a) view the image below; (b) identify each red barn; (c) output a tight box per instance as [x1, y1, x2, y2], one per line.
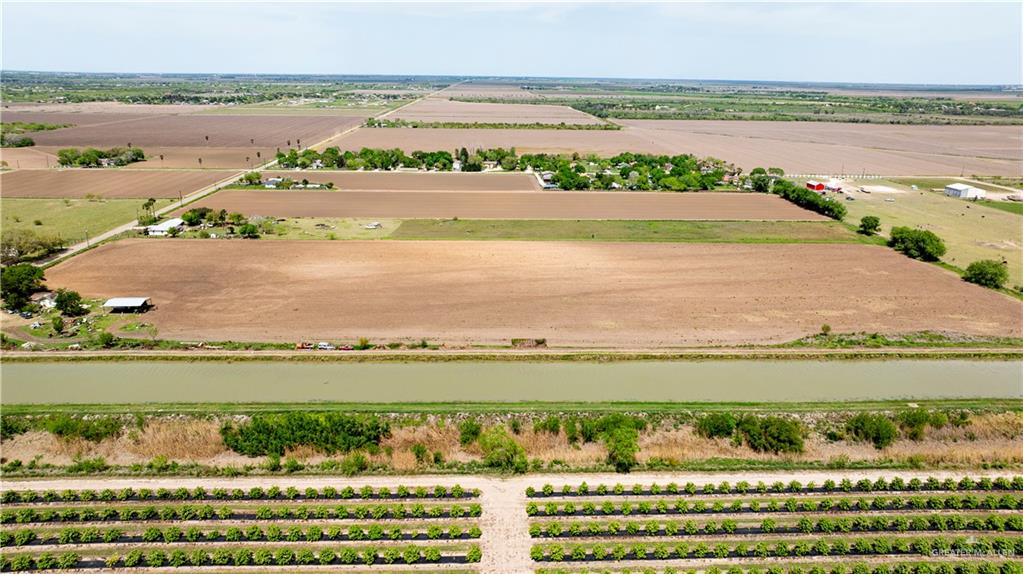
[806, 180, 825, 191]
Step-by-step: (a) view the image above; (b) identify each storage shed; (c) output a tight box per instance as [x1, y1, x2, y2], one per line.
[945, 183, 986, 200]
[103, 297, 152, 313]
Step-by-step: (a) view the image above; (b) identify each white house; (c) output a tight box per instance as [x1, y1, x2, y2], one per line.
[147, 217, 184, 236]
[945, 183, 986, 200]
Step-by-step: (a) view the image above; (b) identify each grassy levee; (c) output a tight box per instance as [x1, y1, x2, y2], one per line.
[390, 220, 868, 243]
[4, 398, 1021, 416]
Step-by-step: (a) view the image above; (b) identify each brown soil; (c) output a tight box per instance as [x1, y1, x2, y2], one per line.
[182, 190, 825, 220]
[331, 123, 1023, 176]
[0, 147, 59, 169]
[259, 170, 540, 191]
[27, 114, 365, 149]
[44, 239, 1023, 346]
[0, 169, 237, 199]
[391, 98, 603, 124]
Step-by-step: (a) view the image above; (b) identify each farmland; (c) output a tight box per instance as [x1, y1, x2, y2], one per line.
[182, 190, 828, 221]
[0, 169, 234, 199]
[42, 239, 1023, 347]
[329, 122, 1023, 176]
[2, 198, 174, 241]
[390, 98, 606, 125]
[833, 181, 1023, 286]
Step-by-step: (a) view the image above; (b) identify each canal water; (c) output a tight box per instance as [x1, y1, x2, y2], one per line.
[1, 360, 1020, 403]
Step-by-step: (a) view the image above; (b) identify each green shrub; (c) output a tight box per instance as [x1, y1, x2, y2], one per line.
[845, 413, 898, 449]
[736, 416, 804, 454]
[858, 215, 881, 235]
[458, 420, 482, 446]
[479, 426, 527, 473]
[696, 413, 737, 438]
[888, 227, 946, 261]
[220, 413, 389, 456]
[41, 414, 123, 442]
[964, 260, 1009, 289]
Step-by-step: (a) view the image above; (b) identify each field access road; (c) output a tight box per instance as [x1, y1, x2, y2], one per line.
[3, 470, 1017, 574]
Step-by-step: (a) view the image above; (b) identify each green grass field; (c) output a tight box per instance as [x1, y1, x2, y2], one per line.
[838, 181, 1023, 286]
[391, 219, 869, 243]
[977, 200, 1023, 216]
[2, 198, 174, 241]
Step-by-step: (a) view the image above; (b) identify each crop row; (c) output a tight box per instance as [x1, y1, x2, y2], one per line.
[535, 561, 1023, 574]
[527, 476, 1023, 498]
[1, 502, 483, 524]
[528, 514, 1023, 538]
[0, 543, 482, 570]
[529, 535, 1023, 562]
[1, 484, 478, 506]
[526, 494, 1020, 517]
[1, 522, 483, 547]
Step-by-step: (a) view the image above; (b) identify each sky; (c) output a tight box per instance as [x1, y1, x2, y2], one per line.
[2, 1, 1021, 85]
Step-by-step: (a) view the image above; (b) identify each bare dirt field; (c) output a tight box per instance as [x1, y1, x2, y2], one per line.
[391, 97, 603, 124]
[184, 190, 826, 220]
[332, 126, 660, 155]
[3, 102, 213, 114]
[46, 239, 1023, 346]
[0, 147, 59, 169]
[623, 120, 1023, 176]
[260, 170, 540, 191]
[1, 169, 237, 199]
[436, 82, 539, 99]
[27, 114, 365, 148]
[331, 123, 1023, 175]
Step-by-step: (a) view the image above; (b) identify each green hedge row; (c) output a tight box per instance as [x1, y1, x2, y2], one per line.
[535, 561, 1023, 574]
[2, 484, 478, 504]
[2, 502, 483, 524]
[530, 535, 1023, 562]
[0, 544, 482, 570]
[529, 513, 1023, 538]
[526, 493, 1020, 517]
[526, 476, 1023, 497]
[1, 522, 482, 546]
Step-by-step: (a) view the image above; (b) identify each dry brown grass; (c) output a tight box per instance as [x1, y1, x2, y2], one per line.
[122, 419, 227, 460]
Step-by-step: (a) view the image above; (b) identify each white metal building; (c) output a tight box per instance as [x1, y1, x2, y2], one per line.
[147, 217, 185, 236]
[102, 297, 152, 313]
[945, 183, 986, 200]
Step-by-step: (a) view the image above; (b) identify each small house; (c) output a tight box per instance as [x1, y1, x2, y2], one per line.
[806, 180, 826, 192]
[146, 218, 184, 236]
[103, 297, 152, 313]
[945, 183, 985, 200]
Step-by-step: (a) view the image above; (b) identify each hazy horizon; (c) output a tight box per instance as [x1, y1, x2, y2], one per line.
[2, 2, 1020, 85]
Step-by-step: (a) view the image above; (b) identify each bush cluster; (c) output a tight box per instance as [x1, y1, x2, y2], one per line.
[0, 522, 483, 546]
[527, 513, 1022, 539]
[525, 493, 1021, 517]
[1, 484, 477, 504]
[0, 544, 481, 570]
[772, 179, 847, 220]
[888, 226, 947, 261]
[1, 501, 483, 524]
[525, 476, 1023, 498]
[530, 536, 1023, 562]
[56, 146, 144, 167]
[220, 412, 390, 456]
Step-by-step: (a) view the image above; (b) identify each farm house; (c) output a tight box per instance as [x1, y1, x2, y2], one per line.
[945, 182, 986, 199]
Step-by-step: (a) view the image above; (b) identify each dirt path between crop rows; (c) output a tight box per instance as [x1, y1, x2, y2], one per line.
[3, 470, 1017, 574]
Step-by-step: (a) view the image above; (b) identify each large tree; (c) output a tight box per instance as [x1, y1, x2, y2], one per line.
[1, 263, 45, 311]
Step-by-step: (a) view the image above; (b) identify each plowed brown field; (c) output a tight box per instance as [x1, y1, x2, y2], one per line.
[391, 98, 602, 124]
[46, 239, 1023, 347]
[259, 171, 540, 191]
[28, 114, 364, 148]
[183, 190, 825, 220]
[0, 147, 59, 169]
[331, 123, 1023, 176]
[1, 169, 237, 199]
